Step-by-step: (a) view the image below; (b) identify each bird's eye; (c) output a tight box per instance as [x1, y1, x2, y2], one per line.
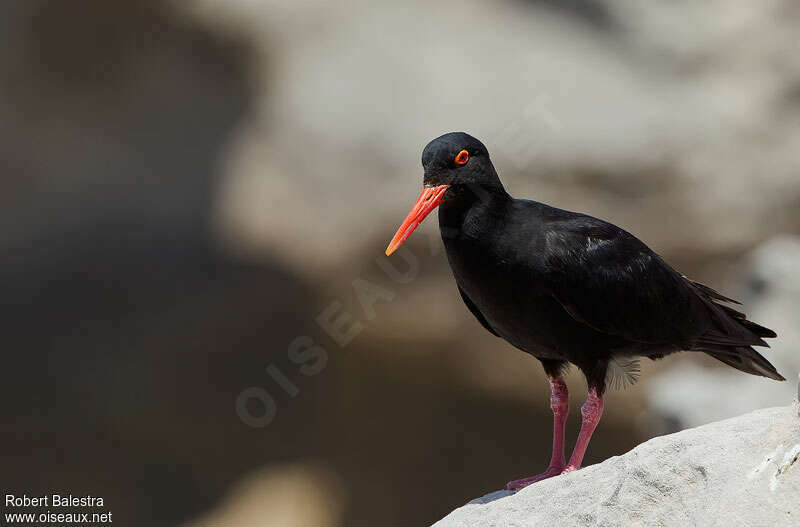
[454, 150, 469, 165]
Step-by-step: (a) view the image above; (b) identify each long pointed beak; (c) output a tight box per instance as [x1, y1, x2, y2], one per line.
[385, 184, 450, 256]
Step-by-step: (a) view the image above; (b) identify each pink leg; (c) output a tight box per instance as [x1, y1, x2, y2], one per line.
[561, 388, 604, 474]
[506, 376, 569, 490]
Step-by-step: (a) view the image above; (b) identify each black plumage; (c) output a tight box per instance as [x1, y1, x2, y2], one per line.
[386, 131, 782, 488]
[427, 132, 781, 394]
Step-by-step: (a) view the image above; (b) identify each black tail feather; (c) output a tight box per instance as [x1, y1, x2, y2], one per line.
[687, 279, 741, 305]
[710, 297, 777, 339]
[685, 277, 782, 381]
[737, 318, 777, 339]
[703, 346, 785, 381]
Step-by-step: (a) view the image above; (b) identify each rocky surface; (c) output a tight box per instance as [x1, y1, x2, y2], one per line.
[435, 404, 800, 527]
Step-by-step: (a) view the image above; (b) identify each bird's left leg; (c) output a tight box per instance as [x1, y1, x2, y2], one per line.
[505, 375, 569, 490]
[561, 388, 603, 474]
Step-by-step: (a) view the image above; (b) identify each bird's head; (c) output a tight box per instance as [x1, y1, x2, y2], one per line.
[385, 132, 502, 256]
[421, 131, 495, 188]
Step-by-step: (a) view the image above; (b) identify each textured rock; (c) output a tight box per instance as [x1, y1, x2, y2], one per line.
[434, 404, 800, 527]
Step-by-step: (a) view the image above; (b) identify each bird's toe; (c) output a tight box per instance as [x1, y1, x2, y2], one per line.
[505, 466, 563, 490]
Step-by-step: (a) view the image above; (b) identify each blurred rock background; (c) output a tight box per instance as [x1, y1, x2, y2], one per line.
[0, 1, 797, 526]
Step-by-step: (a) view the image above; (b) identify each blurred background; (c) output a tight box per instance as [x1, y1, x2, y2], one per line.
[1, 1, 799, 526]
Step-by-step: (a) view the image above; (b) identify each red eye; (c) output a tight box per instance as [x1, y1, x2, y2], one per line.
[454, 149, 469, 165]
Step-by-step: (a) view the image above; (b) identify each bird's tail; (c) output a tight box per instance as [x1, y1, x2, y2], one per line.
[686, 278, 784, 381]
[702, 346, 785, 381]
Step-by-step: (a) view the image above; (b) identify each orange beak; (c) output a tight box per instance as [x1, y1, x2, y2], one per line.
[385, 184, 450, 256]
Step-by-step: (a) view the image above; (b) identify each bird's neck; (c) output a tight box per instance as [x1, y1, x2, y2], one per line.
[438, 181, 512, 238]
[444, 179, 511, 210]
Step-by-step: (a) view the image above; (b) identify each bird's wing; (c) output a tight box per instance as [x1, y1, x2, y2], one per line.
[458, 285, 500, 337]
[535, 211, 779, 379]
[541, 217, 708, 346]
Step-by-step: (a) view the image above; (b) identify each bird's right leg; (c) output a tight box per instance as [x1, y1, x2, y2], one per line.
[505, 375, 569, 490]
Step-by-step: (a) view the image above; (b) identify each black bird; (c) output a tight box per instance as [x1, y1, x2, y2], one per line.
[385, 132, 782, 491]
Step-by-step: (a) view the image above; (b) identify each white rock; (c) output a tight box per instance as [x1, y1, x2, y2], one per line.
[434, 404, 800, 527]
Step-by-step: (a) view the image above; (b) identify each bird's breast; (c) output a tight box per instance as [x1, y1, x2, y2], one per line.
[437, 202, 613, 358]
[440, 218, 559, 351]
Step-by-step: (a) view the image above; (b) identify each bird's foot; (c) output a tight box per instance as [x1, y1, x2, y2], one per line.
[505, 466, 563, 491]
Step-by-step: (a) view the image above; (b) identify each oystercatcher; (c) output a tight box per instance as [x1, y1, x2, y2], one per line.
[385, 132, 782, 490]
